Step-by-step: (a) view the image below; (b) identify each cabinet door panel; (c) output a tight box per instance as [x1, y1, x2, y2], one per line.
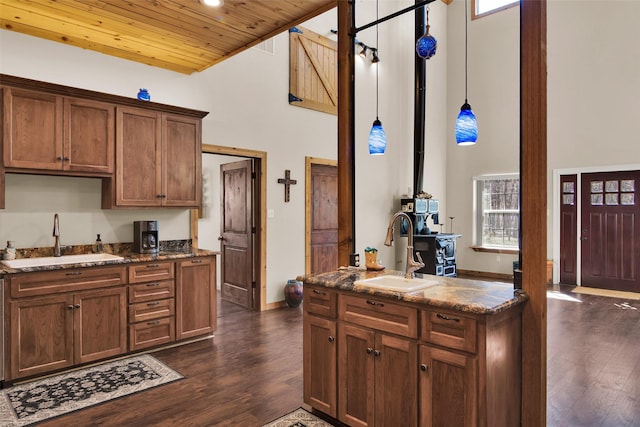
[64, 97, 114, 173]
[75, 287, 127, 364]
[374, 334, 417, 427]
[338, 323, 374, 427]
[10, 294, 73, 379]
[303, 315, 337, 417]
[3, 87, 63, 170]
[176, 257, 216, 339]
[162, 114, 201, 206]
[420, 345, 477, 427]
[116, 106, 162, 206]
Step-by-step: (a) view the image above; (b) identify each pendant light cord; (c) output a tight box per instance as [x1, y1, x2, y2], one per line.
[376, 0, 379, 119]
[464, 0, 468, 103]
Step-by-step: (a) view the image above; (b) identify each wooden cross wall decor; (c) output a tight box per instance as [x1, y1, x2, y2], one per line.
[277, 169, 297, 202]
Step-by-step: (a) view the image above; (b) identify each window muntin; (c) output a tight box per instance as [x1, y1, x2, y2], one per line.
[475, 174, 520, 249]
[473, 0, 518, 19]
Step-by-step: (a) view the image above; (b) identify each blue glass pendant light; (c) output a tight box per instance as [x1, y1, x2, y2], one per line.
[455, 0, 478, 145]
[368, 0, 386, 155]
[416, 8, 437, 60]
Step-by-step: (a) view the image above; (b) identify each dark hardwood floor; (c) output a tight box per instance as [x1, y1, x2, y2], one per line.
[35, 286, 640, 426]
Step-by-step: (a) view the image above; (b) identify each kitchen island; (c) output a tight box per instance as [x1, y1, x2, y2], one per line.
[1, 244, 218, 383]
[303, 269, 527, 427]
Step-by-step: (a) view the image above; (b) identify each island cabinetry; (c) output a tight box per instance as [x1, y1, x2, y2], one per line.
[303, 286, 338, 417]
[2, 87, 114, 174]
[176, 257, 216, 339]
[6, 266, 127, 381]
[337, 294, 418, 427]
[128, 262, 176, 351]
[103, 106, 201, 208]
[419, 306, 522, 427]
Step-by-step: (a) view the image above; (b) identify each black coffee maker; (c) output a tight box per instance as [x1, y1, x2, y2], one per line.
[133, 220, 159, 254]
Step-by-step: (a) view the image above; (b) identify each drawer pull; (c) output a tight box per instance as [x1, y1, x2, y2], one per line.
[366, 300, 384, 307]
[146, 282, 160, 287]
[436, 313, 460, 322]
[147, 320, 160, 325]
[146, 264, 160, 268]
[420, 364, 428, 372]
[65, 271, 82, 276]
[328, 336, 335, 343]
[147, 301, 160, 306]
[312, 289, 326, 295]
[191, 259, 203, 264]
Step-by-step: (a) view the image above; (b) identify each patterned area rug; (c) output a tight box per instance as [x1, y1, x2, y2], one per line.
[0, 354, 182, 426]
[263, 407, 336, 427]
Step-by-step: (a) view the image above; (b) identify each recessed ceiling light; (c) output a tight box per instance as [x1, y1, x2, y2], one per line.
[201, 0, 224, 7]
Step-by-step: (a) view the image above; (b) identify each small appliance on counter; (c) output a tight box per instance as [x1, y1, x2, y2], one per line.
[134, 220, 159, 254]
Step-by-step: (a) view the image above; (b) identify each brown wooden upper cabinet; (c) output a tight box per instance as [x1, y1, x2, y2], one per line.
[2, 87, 115, 174]
[102, 106, 202, 208]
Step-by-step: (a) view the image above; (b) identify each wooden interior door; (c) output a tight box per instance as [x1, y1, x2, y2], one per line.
[220, 159, 254, 308]
[559, 174, 578, 284]
[307, 161, 338, 274]
[581, 171, 640, 292]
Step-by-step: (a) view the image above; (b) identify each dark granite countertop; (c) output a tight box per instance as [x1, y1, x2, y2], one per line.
[0, 246, 219, 275]
[303, 268, 528, 315]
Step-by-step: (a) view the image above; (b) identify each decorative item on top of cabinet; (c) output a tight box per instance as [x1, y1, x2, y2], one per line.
[2, 87, 115, 174]
[102, 107, 202, 208]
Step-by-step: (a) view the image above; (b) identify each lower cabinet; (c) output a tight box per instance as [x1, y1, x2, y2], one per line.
[338, 324, 417, 427]
[176, 257, 216, 339]
[303, 314, 337, 417]
[9, 286, 127, 380]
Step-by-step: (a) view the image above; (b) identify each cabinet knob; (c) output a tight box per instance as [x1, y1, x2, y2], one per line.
[366, 347, 374, 355]
[328, 336, 335, 343]
[373, 350, 381, 357]
[56, 156, 64, 161]
[68, 305, 74, 310]
[74, 304, 81, 309]
[420, 364, 428, 372]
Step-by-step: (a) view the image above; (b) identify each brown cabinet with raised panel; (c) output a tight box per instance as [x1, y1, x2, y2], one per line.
[176, 257, 216, 340]
[2, 87, 114, 174]
[103, 106, 201, 208]
[127, 261, 176, 351]
[6, 266, 127, 380]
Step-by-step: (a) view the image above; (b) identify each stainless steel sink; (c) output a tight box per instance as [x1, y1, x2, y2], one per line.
[353, 275, 438, 293]
[1, 253, 124, 268]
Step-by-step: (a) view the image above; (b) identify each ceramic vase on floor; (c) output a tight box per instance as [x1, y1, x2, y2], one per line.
[284, 279, 303, 308]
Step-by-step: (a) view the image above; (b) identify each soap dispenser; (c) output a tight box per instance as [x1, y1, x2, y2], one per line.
[94, 234, 104, 253]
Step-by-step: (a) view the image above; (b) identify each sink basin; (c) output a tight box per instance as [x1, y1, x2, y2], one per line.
[1, 253, 124, 269]
[353, 275, 438, 293]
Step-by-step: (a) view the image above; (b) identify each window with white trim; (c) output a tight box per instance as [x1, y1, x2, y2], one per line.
[473, 0, 518, 19]
[474, 174, 519, 248]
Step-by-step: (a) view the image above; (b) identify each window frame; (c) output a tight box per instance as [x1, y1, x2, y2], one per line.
[472, 0, 519, 20]
[473, 173, 520, 252]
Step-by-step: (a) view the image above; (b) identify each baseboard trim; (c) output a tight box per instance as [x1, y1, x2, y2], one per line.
[457, 269, 513, 282]
[263, 300, 289, 311]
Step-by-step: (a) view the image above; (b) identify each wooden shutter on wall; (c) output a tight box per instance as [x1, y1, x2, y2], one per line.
[289, 26, 337, 115]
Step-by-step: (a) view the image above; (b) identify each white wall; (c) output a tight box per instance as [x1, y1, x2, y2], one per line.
[444, 0, 640, 277]
[0, 2, 450, 304]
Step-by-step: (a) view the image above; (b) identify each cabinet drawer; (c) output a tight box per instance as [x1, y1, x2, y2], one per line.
[129, 298, 175, 323]
[129, 280, 175, 303]
[129, 317, 175, 351]
[304, 286, 337, 318]
[9, 266, 126, 298]
[128, 262, 175, 283]
[339, 294, 418, 338]
[421, 309, 477, 354]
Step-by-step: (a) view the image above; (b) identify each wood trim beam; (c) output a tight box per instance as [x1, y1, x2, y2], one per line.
[337, 0, 356, 267]
[520, 0, 547, 425]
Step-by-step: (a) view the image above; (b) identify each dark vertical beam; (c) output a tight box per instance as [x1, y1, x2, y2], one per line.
[337, 0, 356, 266]
[520, 0, 547, 425]
[414, 3, 426, 195]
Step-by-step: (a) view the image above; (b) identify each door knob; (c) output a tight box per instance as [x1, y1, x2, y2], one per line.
[218, 236, 224, 241]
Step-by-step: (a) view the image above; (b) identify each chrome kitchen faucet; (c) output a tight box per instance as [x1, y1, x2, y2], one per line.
[384, 212, 425, 279]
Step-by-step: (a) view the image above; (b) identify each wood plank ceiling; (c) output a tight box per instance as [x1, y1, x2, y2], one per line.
[0, 0, 337, 74]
